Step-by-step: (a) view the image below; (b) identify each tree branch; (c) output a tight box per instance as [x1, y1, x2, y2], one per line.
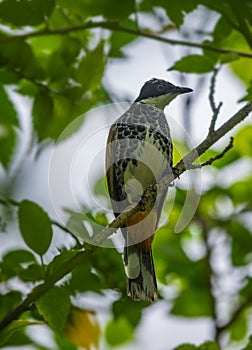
[188, 137, 234, 169]
[208, 68, 223, 134]
[1, 20, 252, 59]
[0, 101, 251, 332]
[178, 101, 252, 171]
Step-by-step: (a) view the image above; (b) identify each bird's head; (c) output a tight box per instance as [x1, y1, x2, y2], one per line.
[134, 78, 193, 110]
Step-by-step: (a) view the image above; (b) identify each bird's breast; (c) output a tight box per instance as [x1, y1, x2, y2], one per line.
[122, 127, 171, 203]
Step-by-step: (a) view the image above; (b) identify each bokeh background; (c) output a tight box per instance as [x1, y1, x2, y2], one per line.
[0, 1, 252, 349]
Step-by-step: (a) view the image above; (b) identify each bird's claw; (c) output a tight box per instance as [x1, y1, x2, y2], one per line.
[172, 166, 180, 179]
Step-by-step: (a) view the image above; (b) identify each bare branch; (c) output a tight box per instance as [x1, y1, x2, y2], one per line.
[178, 101, 252, 173]
[188, 137, 234, 169]
[209, 68, 219, 113]
[51, 220, 81, 245]
[1, 20, 252, 59]
[208, 69, 223, 134]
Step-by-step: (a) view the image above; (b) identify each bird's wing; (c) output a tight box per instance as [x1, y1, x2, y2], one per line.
[106, 124, 130, 217]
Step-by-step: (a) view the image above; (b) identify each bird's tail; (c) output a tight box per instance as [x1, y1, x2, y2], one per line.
[124, 244, 157, 302]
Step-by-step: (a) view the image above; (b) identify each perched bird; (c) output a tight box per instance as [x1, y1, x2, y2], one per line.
[106, 78, 192, 301]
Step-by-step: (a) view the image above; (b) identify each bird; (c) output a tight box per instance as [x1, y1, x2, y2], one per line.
[106, 78, 193, 301]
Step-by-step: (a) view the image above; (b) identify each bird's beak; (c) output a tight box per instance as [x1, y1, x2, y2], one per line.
[174, 86, 193, 94]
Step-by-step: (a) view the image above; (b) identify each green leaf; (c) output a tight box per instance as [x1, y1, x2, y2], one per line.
[239, 83, 252, 102]
[16, 79, 39, 97]
[158, 0, 199, 27]
[93, 176, 108, 197]
[0, 291, 22, 319]
[50, 95, 77, 138]
[171, 288, 212, 317]
[0, 68, 18, 84]
[219, 30, 252, 85]
[229, 177, 252, 206]
[173, 344, 197, 350]
[229, 311, 248, 341]
[240, 277, 252, 300]
[3, 249, 35, 265]
[97, 0, 135, 19]
[18, 200, 53, 256]
[153, 225, 191, 284]
[0, 320, 42, 347]
[47, 250, 79, 276]
[32, 91, 54, 141]
[0, 0, 55, 26]
[0, 84, 18, 168]
[59, 0, 134, 19]
[235, 126, 252, 157]
[90, 248, 125, 290]
[1, 249, 36, 280]
[0, 85, 19, 126]
[35, 286, 71, 332]
[0, 124, 16, 169]
[220, 53, 240, 64]
[105, 316, 133, 346]
[56, 0, 89, 19]
[112, 299, 146, 328]
[0, 40, 35, 73]
[199, 341, 221, 350]
[109, 19, 137, 57]
[69, 263, 101, 293]
[29, 35, 63, 59]
[212, 16, 232, 42]
[32, 88, 90, 141]
[54, 332, 78, 350]
[3, 331, 32, 347]
[60, 37, 82, 65]
[75, 43, 106, 91]
[47, 51, 70, 82]
[17, 263, 43, 282]
[227, 221, 252, 266]
[168, 55, 215, 73]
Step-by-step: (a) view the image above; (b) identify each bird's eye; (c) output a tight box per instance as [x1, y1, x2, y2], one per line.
[157, 84, 165, 91]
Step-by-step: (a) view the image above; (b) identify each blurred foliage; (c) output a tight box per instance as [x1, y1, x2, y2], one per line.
[0, 0, 252, 349]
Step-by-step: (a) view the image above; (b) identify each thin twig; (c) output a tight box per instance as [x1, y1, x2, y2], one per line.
[0, 20, 252, 59]
[51, 220, 81, 245]
[208, 69, 223, 134]
[187, 137, 234, 169]
[178, 101, 252, 172]
[209, 68, 218, 113]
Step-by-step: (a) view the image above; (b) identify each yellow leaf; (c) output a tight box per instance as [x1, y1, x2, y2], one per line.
[64, 307, 100, 350]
